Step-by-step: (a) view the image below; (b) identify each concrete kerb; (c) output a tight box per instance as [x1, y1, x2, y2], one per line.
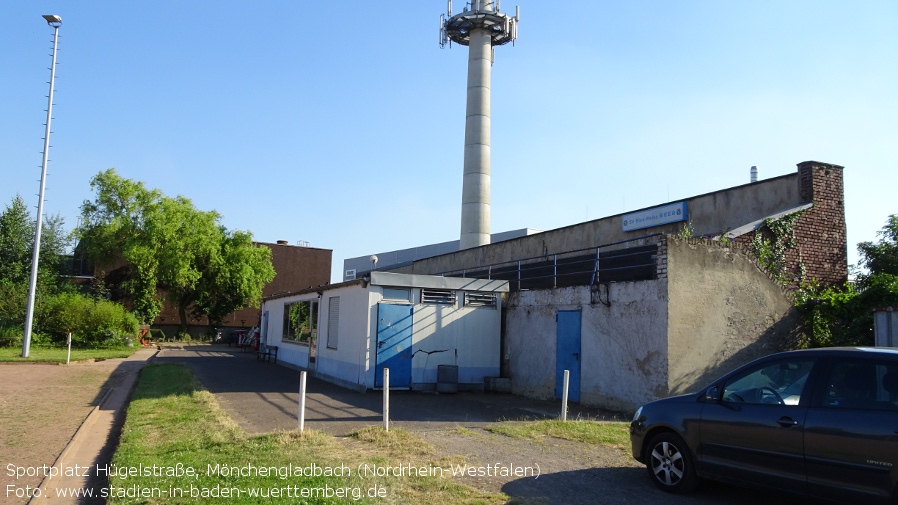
[28, 347, 158, 505]
[28, 387, 113, 504]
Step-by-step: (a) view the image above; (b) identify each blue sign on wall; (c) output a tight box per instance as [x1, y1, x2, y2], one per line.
[621, 202, 688, 232]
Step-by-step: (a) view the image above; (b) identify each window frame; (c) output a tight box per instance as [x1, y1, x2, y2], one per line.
[281, 299, 318, 346]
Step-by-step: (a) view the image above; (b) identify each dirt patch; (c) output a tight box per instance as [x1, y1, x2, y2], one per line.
[415, 427, 644, 504]
[0, 361, 125, 504]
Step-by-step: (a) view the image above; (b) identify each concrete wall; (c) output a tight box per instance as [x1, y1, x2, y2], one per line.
[344, 229, 539, 280]
[874, 308, 898, 347]
[502, 235, 804, 413]
[665, 236, 803, 395]
[394, 171, 802, 277]
[411, 301, 501, 388]
[317, 285, 372, 389]
[261, 281, 373, 390]
[504, 280, 669, 413]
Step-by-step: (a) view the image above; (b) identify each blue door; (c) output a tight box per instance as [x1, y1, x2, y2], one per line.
[556, 310, 581, 402]
[375, 303, 413, 388]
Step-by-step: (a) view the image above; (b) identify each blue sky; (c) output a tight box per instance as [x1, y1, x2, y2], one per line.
[2, 1, 896, 283]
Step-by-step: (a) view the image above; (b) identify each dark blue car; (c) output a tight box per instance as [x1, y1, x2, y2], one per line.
[630, 347, 898, 504]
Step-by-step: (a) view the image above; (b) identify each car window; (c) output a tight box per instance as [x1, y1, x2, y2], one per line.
[722, 359, 814, 405]
[822, 359, 898, 411]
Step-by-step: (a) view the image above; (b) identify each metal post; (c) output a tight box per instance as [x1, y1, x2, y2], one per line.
[561, 369, 570, 421]
[23, 16, 62, 358]
[383, 368, 390, 431]
[553, 254, 557, 289]
[66, 332, 72, 365]
[298, 371, 307, 433]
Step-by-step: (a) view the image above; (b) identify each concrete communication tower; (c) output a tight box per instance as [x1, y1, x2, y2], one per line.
[440, 1, 519, 250]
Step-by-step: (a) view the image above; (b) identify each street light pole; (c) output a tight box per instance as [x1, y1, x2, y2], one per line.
[22, 14, 62, 358]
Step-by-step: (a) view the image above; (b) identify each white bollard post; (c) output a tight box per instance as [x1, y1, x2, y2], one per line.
[561, 369, 570, 421]
[383, 368, 390, 431]
[66, 332, 72, 365]
[298, 371, 307, 433]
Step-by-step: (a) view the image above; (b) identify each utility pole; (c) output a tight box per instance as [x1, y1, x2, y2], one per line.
[22, 14, 63, 358]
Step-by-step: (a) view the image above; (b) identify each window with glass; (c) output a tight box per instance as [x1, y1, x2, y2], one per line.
[823, 360, 898, 411]
[382, 288, 410, 302]
[722, 359, 814, 406]
[282, 299, 318, 345]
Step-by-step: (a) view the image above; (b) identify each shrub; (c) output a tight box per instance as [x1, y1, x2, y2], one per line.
[36, 292, 138, 347]
[0, 326, 21, 347]
[0, 281, 26, 331]
[796, 274, 898, 348]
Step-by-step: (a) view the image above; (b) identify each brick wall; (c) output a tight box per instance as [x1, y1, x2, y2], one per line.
[734, 161, 847, 288]
[793, 161, 848, 286]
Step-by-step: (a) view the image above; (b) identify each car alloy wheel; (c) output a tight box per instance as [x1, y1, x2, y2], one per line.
[645, 432, 698, 493]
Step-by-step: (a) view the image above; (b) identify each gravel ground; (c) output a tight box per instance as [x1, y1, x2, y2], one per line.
[0, 361, 125, 504]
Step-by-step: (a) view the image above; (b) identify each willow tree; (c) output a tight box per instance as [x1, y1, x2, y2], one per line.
[78, 169, 274, 332]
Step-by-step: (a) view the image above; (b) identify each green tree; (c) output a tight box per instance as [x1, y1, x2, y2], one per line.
[857, 214, 898, 284]
[797, 214, 898, 347]
[191, 230, 275, 329]
[0, 195, 33, 285]
[78, 170, 163, 322]
[0, 195, 76, 346]
[78, 169, 275, 332]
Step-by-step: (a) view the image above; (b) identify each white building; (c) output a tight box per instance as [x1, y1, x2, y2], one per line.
[260, 272, 509, 391]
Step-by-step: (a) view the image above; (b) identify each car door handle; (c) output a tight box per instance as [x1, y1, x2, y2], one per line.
[777, 416, 799, 428]
[573, 352, 579, 361]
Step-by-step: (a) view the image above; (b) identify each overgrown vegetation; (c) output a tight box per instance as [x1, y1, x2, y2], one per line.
[0, 195, 138, 349]
[111, 364, 504, 504]
[683, 212, 898, 348]
[748, 211, 805, 286]
[795, 215, 898, 347]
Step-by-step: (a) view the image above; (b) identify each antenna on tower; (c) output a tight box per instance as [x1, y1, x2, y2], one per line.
[439, 1, 518, 49]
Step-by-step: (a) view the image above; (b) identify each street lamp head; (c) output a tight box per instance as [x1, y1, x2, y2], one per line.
[42, 14, 62, 26]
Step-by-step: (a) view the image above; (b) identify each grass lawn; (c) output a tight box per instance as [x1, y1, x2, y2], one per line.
[109, 364, 505, 504]
[485, 419, 631, 449]
[0, 346, 136, 362]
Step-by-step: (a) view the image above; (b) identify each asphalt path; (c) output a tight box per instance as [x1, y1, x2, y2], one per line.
[154, 344, 618, 435]
[154, 345, 820, 505]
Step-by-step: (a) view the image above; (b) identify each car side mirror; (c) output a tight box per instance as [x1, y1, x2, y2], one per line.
[704, 386, 720, 402]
